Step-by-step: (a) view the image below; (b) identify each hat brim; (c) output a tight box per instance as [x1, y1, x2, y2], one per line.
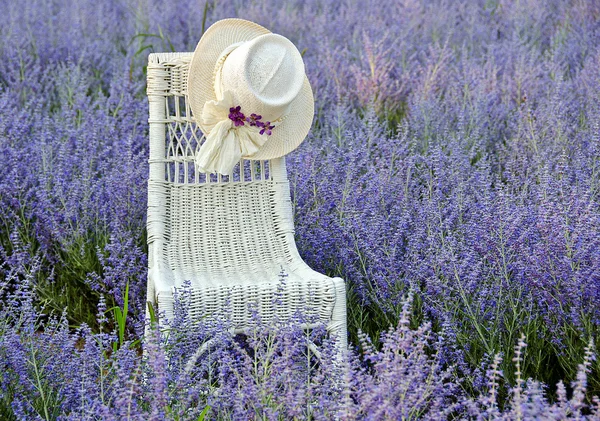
[187, 18, 314, 161]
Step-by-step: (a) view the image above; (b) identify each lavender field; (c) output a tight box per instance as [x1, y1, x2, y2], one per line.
[1, 0, 600, 419]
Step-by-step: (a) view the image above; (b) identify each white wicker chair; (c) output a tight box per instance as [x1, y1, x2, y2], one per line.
[146, 52, 347, 351]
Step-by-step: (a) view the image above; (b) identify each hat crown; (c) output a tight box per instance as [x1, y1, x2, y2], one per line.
[220, 34, 305, 121]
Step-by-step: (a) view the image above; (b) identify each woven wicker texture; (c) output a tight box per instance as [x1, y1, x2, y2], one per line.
[146, 52, 347, 348]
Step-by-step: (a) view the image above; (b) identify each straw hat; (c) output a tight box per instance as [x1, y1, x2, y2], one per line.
[188, 18, 314, 175]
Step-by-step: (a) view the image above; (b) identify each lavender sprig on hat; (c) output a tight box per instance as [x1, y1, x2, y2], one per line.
[228, 108, 273, 137]
[228, 106, 246, 127]
[259, 122, 274, 136]
[246, 113, 263, 127]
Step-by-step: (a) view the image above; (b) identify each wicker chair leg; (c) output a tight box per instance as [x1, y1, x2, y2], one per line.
[328, 277, 348, 361]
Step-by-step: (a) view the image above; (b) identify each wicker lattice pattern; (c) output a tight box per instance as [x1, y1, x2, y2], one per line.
[146, 52, 347, 347]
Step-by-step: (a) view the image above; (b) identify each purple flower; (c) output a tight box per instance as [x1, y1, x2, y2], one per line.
[259, 121, 274, 136]
[245, 113, 262, 126]
[228, 106, 245, 127]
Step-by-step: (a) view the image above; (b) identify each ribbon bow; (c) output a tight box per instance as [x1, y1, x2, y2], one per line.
[195, 91, 271, 176]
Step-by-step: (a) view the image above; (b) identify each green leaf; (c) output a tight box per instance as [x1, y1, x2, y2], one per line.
[147, 301, 157, 325]
[197, 405, 211, 421]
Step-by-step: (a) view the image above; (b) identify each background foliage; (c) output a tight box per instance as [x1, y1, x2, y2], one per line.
[1, 0, 600, 418]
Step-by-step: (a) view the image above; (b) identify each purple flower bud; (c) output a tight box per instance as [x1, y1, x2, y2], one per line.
[246, 113, 263, 127]
[228, 106, 245, 126]
[259, 121, 274, 136]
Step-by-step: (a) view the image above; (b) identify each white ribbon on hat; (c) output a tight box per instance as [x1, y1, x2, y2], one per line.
[196, 91, 266, 175]
[195, 43, 269, 176]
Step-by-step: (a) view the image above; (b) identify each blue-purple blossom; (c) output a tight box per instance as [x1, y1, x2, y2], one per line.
[228, 105, 245, 127]
[259, 121, 274, 136]
[246, 113, 263, 126]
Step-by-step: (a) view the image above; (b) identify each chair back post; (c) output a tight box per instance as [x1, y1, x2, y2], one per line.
[267, 157, 309, 268]
[147, 55, 167, 183]
[146, 54, 169, 305]
[268, 157, 286, 181]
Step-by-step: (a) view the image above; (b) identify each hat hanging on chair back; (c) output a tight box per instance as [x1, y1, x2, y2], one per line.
[187, 18, 314, 175]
